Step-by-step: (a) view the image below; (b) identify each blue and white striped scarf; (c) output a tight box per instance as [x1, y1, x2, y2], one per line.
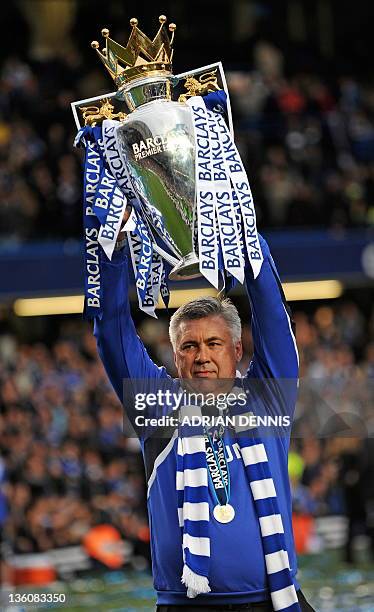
[176, 400, 301, 611]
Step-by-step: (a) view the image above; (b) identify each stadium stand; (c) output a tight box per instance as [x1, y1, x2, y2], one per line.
[1, 301, 373, 562]
[0, 4, 373, 603]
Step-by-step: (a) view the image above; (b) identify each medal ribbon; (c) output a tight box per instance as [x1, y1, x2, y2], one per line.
[204, 430, 230, 506]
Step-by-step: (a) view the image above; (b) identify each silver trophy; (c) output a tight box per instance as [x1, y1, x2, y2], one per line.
[71, 15, 234, 281]
[116, 77, 197, 279]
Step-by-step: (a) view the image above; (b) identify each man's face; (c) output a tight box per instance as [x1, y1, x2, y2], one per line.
[173, 315, 243, 393]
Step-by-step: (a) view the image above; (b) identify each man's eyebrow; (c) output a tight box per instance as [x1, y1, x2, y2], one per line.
[180, 339, 198, 346]
[180, 336, 224, 346]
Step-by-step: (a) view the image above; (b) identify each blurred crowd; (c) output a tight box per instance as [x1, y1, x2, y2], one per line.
[227, 44, 374, 229]
[0, 325, 149, 558]
[0, 40, 373, 242]
[0, 298, 373, 561]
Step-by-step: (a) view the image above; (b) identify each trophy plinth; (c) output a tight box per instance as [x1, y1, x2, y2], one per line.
[169, 253, 200, 280]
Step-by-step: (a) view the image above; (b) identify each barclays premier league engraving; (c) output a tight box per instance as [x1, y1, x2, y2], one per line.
[72, 15, 263, 318]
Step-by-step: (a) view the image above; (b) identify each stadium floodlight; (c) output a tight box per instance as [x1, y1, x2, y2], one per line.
[13, 289, 219, 316]
[13, 295, 84, 317]
[12, 281, 342, 316]
[283, 280, 343, 301]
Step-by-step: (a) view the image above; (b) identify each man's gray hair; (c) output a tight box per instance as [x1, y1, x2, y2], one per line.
[169, 296, 242, 350]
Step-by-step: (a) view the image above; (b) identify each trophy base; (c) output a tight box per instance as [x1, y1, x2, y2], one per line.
[169, 253, 201, 281]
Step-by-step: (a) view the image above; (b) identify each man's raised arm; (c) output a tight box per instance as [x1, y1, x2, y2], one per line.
[244, 234, 299, 388]
[93, 248, 170, 406]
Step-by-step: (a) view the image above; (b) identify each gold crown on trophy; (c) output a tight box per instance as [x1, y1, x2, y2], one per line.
[91, 15, 176, 89]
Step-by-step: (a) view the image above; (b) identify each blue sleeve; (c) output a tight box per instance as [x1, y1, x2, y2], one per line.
[244, 235, 299, 416]
[93, 250, 171, 417]
[204, 90, 227, 113]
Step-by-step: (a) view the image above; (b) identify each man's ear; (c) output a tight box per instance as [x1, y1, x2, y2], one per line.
[235, 340, 243, 362]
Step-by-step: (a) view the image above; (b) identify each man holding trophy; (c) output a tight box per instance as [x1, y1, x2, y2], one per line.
[73, 15, 315, 612]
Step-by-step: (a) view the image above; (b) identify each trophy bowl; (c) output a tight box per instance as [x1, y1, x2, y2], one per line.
[115, 77, 200, 280]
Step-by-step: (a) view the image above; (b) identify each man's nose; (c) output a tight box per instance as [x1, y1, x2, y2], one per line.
[195, 345, 210, 363]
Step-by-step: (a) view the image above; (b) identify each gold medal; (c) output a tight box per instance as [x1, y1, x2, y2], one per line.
[213, 503, 235, 524]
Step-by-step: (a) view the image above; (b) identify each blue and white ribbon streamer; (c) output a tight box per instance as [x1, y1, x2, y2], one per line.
[97, 185, 128, 261]
[213, 112, 263, 278]
[88, 125, 129, 261]
[76, 122, 171, 318]
[187, 97, 219, 289]
[159, 265, 170, 309]
[127, 215, 157, 318]
[207, 111, 245, 284]
[187, 96, 263, 283]
[102, 120, 138, 205]
[78, 128, 103, 319]
[92, 168, 117, 225]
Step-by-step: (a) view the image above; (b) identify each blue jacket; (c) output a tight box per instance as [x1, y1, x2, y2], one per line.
[94, 235, 299, 605]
